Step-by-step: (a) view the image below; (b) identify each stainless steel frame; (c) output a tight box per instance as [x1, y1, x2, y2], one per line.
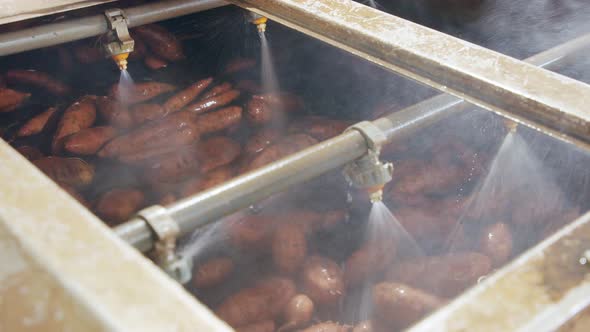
[232, 0, 590, 144]
[115, 32, 590, 253]
[0, 0, 228, 56]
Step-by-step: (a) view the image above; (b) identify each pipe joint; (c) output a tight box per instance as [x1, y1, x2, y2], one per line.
[103, 8, 135, 70]
[343, 121, 393, 202]
[136, 205, 192, 284]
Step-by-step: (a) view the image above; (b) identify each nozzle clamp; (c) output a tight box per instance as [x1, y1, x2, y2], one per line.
[343, 121, 393, 200]
[136, 205, 192, 284]
[103, 9, 134, 61]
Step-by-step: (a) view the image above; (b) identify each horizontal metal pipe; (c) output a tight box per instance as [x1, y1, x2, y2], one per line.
[114, 33, 590, 252]
[0, 0, 228, 56]
[232, 0, 590, 144]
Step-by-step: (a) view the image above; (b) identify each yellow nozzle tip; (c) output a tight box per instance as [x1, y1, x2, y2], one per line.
[112, 53, 129, 71]
[252, 17, 267, 25]
[503, 119, 518, 133]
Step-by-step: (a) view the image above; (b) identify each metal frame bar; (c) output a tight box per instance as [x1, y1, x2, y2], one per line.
[0, 0, 228, 56]
[231, 0, 590, 144]
[114, 33, 590, 252]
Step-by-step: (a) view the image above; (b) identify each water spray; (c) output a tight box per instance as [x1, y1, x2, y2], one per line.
[103, 9, 135, 71]
[343, 121, 394, 203]
[248, 11, 268, 33]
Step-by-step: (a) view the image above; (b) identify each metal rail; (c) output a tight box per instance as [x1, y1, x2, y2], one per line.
[114, 33, 590, 252]
[231, 0, 590, 144]
[0, 0, 228, 56]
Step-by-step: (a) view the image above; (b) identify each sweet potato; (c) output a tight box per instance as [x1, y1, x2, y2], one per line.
[300, 322, 351, 332]
[109, 81, 175, 104]
[0, 88, 30, 112]
[95, 96, 133, 128]
[94, 188, 144, 224]
[246, 98, 273, 125]
[197, 136, 241, 173]
[344, 239, 397, 287]
[201, 82, 232, 99]
[372, 282, 443, 330]
[228, 215, 276, 251]
[143, 146, 200, 182]
[17, 107, 57, 136]
[288, 116, 351, 141]
[99, 112, 198, 158]
[216, 276, 295, 327]
[144, 53, 168, 69]
[193, 106, 242, 135]
[223, 58, 256, 75]
[253, 92, 304, 114]
[15, 146, 43, 161]
[478, 222, 513, 267]
[236, 321, 275, 332]
[272, 223, 307, 275]
[180, 166, 234, 197]
[278, 294, 314, 332]
[57, 182, 90, 208]
[192, 257, 234, 288]
[163, 78, 213, 113]
[302, 256, 345, 305]
[244, 128, 281, 156]
[385, 252, 492, 298]
[63, 126, 117, 155]
[129, 103, 166, 125]
[52, 95, 97, 154]
[133, 24, 184, 61]
[247, 134, 318, 171]
[184, 89, 240, 114]
[5, 69, 70, 96]
[33, 157, 94, 187]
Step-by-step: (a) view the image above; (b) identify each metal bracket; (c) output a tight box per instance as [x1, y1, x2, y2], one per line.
[343, 121, 393, 202]
[135, 205, 192, 284]
[103, 9, 134, 69]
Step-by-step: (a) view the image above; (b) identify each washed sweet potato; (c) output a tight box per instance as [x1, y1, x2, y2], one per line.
[253, 92, 304, 114]
[478, 222, 513, 267]
[192, 257, 234, 288]
[5, 69, 70, 96]
[223, 58, 256, 75]
[63, 126, 117, 155]
[109, 81, 175, 104]
[372, 282, 443, 330]
[385, 252, 492, 298]
[288, 116, 351, 141]
[244, 128, 281, 156]
[228, 215, 276, 251]
[95, 96, 133, 128]
[184, 89, 240, 114]
[344, 239, 397, 287]
[33, 157, 94, 187]
[15, 146, 43, 161]
[302, 256, 345, 305]
[272, 223, 307, 275]
[143, 146, 200, 182]
[133, 24, 184, 61]
[236, 321, 275, 332]
[17, 107, 57, 137]
[197, 136, 241, 173]
[215, 276, 295, 327]
[52, 95, 97, 154]
[144, 53, 168, 70]
[278, 294, 314, 332]
[129, 103, 166, 125]
[246, 98, 273, 125]
[201, 82, 232, 99]
[0, 88, 30, 112]
[94, 188, 144, 224]
[194, 106, 242, 135]
[163, 78, 213, 113]
[247, 134, 317, 171]
[99, 112, 198, 158]
[180, 166, 234, 197]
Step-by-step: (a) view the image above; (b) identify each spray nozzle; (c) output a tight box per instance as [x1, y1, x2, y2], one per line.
[103, 9, 134, 71]
[248, 11, 268, 33]
[503, 118, 518, 134]
[343, 121, 394, 203]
